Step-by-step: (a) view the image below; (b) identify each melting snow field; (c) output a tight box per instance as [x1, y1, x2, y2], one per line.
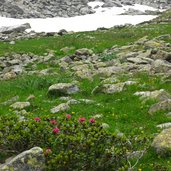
[0, 2, 161, 33]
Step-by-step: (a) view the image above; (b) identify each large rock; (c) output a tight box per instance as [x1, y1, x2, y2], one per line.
[0, 23, 31, 34]
[48, 83, 79, 96]
[92, 82, 125, 94]
[152, 128, 171, 156]
[152, 59, 171, 73]
[149, 99, 171, 114]
[0, 147, 45, 171]
[0, 0, 94, 18]
[134, 89, 171, 102]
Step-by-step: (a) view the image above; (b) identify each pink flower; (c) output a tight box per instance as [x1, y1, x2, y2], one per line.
[89, 118, 96, 123]
[78, 117, 86, 123]
[34, 117, 41, 122]
[66, 114, 71, 119]
[50, 119, 57, 125]
[44, 148, 52, 156]
[53, 127, 60, 134]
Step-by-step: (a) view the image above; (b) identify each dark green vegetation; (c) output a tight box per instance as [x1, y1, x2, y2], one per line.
[1, 13, 171, 170]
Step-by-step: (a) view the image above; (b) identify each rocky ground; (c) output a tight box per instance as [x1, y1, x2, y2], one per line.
[0, 0, 171, 18]
[0, 9, 171, 171]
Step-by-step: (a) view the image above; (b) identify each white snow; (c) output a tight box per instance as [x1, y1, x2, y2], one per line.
[0, 2, 161, 33]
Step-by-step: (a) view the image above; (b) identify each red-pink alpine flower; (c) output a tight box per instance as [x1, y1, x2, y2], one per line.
[50, 119, 57, 125]
[78, 117, 86, 123]
[66, 114, 71, 119]
[89, 118, 96, 123]
[53, 127, 60, 134]
[34, 117, 41, 122]
[44, 148, 52, 156]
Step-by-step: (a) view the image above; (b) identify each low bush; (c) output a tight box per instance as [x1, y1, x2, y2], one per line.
[0, 114, 133, 170]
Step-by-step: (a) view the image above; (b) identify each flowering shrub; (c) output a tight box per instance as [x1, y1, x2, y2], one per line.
[0, 114, 142, 170]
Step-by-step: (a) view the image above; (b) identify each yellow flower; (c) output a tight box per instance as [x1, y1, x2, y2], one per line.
[138, 169, 142, 171]
[71, 112, 75, 114]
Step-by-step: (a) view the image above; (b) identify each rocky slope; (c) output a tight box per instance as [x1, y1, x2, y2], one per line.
[0, 0, 171, 18]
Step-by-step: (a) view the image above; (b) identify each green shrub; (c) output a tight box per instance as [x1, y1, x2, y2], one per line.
[99, 52, 117, 62]
[0, 114, 131, 170]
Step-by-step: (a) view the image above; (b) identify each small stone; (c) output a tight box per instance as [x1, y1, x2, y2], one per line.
[3, 71, 17, 80]
[59, 96, 72, 101]
[67, 99, 80, 105]
[93, 114, 103, 119]
[26, 95, 35, 101]
[50, 103, 70, 114]
[10, 102, 30, 110]
[75, 48, 93, 56]
[166, 112, 171, 118]
[101, 123, 110, 129]
[9, 41, 15, 45]
[1, 96, 19, 106]
[79, 99, 95, 104]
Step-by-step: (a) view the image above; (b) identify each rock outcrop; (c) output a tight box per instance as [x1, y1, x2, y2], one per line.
[0, 0, 170, 18]
[0, 0, 94, 18]
[0, 23, 31, 34]
[0, 147, 45, 171]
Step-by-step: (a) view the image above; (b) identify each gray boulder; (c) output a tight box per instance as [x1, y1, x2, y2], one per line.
[134, 89, 171, 102]
[152, 128, 171, 156]
[0, 147, 45, 171]
[48, 83, 79, 96]
[50, 103, 70, 113]
[0, 23, 31, 34]
[92, 82, 125, 94]
[149, 99, 171, 114]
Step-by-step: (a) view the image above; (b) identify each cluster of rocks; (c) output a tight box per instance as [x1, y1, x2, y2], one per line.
[0, 0, 170, 18]
[0, 0, 94, 18]
[0, 52, 56, 80]
[121, 8, 161, 15]
[0, 23, 70, 41]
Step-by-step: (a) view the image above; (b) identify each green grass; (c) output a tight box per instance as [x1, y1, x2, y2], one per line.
[0, 20, 171, 169]
[0, 24, 171, 57]
[0, 72, 171, 169]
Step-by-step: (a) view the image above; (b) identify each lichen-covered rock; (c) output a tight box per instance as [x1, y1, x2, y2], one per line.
[48, 83, 79, 96]
[50, 103, 70, 114]
[3, 71, 17, 80]
[92, 80, 136, 95]
[0, 147, 45, 171]
[152, 128, 171, 156]
[149, 99, 171, 114]
[134, 89, 171, 102]
[92, 83, 125, 94]
[152, 59, 171, 73]
[10, 102, 30, 110]
[97, 66, 124, 77]
[75, 48, 93, 56]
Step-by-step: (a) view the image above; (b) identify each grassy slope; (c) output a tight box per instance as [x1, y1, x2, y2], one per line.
[0, 24, 171, 56]
[0, 19, 171, 169]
